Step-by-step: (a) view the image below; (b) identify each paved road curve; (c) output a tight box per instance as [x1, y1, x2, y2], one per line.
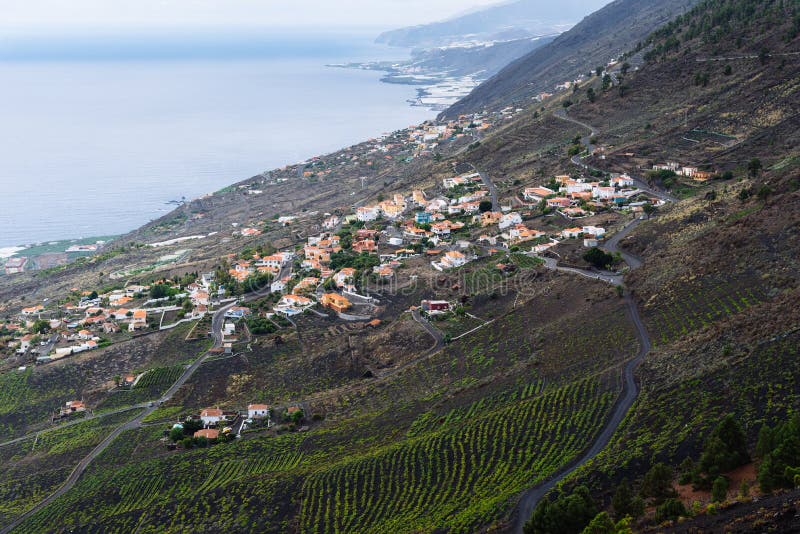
[1, 300, 238, 534]
[514, 217, 652, 533]
[512, 112, 677, 531]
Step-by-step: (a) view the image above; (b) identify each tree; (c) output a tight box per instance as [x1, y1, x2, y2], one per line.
[583, 248, 615, 270]
[150, 284, 170, 299]
[596, 66, 604, 77]
[581, 512, 615, 534]
[655, 498, 686, 522]
[723, 64, 733, 75]
[479, 200, 493, 213]
[748, 158, 762, 177]
[642, 204, 657, 219]
[620, 62, 631, 76]
[641, 463, 675, 504]
[31, 319, 50, 334]
[757, 416, 800, 492]
[182, 418, 203, 435]
[169, 426, 184, 442]
[525, 485, 598, 534]
[611, 479, 643, 519]
[756, 185, 773, 201]
[587, 87, 597, 103]
[699, 415, 750, 477]
[602, 74, 612, 91]
[711, 476, 729, 502]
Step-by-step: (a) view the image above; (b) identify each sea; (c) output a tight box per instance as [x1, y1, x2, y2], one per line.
[0, 29, 432, 250]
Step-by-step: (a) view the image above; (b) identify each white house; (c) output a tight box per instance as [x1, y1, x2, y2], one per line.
[582, 226, 606, 237]
[200, 408, 224, 427]
[426, 198, 449, 213]
[322, 215, 340, 230]
[498, 212, 523, 230]
[612, 174, 635, 187]
[565, 181, 595, 194]
[592, 186, 617, 200]
[247, 404, 270, 419]
[440, 250, 468, 269]
[356, 206, 380, 222]
[523, 187, 555, 202]
[270, 277, 289, 293]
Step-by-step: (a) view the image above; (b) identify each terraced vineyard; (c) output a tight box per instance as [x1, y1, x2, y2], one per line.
[0, 411, 138, 528]
[16, 433, 305, 533]
[0, 368, 32, 415]
[133, 366, 184, 390]
[576, 329, 800, 492]
[0, 365, 86, 437]
[299, 378, 616, 533]
[95, 366, 185, 411]
[642, 274, 770, 345]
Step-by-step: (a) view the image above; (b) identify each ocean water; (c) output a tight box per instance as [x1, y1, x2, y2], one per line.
[0, 30, 430, 248]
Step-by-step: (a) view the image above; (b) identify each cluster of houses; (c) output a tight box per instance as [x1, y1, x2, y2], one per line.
[523, 174, 638, 209]
[179, 403, 301, 441]
[3, 277, 220, 362]
[227, 251, 294, 283]
[652, 162, 713, 181]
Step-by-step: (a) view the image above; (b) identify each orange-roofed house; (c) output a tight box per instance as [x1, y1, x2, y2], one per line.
[129, 309, 147, 331]
[352, 239, 377, 253]
[440, 250, 468, 269]
[194, 428, 220, 440]
[480, 211, 503, 227]
[547, 197, 572, 208]
[523, 187, 555, 202]
[321, 293, 352, 314]
[561, 227, 584, 239]
[65, 400, 86, 412]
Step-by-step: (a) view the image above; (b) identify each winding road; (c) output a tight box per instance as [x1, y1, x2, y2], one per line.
[1, 300, 238, 534]
[553, 108, 678, 202]
[512, 110, 674, 533]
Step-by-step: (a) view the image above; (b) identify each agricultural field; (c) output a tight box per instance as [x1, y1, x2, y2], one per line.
[640, 272, 771, 346]
[0, 323, 207, 438]
[568, 297, 800, 498]
[0, 410, 139, 529]
[299, 378, 616, 533]
[0, 365, 87, 437]
[16, 432, 306, 533]
[95, 366, 185, 412]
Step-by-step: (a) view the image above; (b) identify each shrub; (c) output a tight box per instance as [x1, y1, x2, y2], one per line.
[642, 463, 675, 504]
[581, 512, 615, 533]
[612, 479, 643, 519]
[655, 498, 686, 523]
[583, 248, 615, 270]
[525, 485, 597, 534]
[711, 476, 729, 502]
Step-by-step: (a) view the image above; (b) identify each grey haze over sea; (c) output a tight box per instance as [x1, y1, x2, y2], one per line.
[0, 29, 431, 248]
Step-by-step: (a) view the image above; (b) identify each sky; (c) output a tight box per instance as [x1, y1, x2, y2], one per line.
[0, 0, 506, 33]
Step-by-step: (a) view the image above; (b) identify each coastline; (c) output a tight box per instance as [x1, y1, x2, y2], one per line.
[0, 235, 118, 263]
[0, 247, 26, 260]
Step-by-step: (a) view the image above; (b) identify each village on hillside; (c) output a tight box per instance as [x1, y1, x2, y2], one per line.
[0, 87, 713, 452]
